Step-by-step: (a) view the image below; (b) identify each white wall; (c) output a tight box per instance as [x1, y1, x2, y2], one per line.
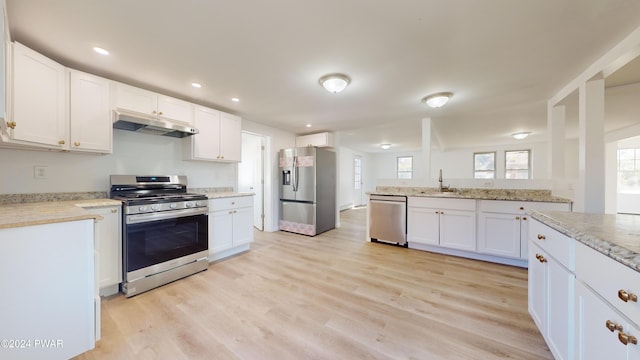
[0, 129, 236, 194]
[337, 146, 372, 210]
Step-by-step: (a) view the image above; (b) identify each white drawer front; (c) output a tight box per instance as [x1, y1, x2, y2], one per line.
[479, 200, 571, 214]
[209, 196, 253, 211]
[528, 218, 574, 271]
[408, 197, 476, 211]
[576, 241, 640, 326]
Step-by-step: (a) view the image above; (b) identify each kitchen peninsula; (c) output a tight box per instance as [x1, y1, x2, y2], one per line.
[368, 186, 573, 267]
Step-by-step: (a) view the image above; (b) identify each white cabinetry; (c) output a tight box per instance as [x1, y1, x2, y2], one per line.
[528, 218, 575, 360]
[0, 220, 96, 359]
[478, 201, 570, 259]
[69, 69, 112, 153]
[208, 196, 253, 261]
[407, 197, 476, 252]
[113, 82, 193, 125]
[91, 206, 122, 296]
[296, 132, 334, 148]
[183, 106, 242, 162]
[4, 42, 67, 149]
[574, 242, 639, 360]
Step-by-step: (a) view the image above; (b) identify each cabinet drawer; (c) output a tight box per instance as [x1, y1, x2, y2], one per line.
[408, 197, 476, 211]
[529, 219, 574, 271]
[479, 200, 570, 214]
[576, 241, 640, 325]
[209, 196, 253, 211]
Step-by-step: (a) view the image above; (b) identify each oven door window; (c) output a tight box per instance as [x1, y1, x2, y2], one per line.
[126, 214, 208, 272]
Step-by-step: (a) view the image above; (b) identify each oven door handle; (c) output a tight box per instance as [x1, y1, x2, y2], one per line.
[126, 208, 208, 224]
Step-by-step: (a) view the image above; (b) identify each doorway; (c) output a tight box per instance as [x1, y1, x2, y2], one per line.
[238, 131, 265, 230]
[354, 155, 365, 207]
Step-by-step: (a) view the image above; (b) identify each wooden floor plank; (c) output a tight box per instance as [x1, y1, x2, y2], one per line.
[75, 208, 552, 359]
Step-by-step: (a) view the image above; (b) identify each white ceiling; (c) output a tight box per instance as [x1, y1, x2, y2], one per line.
[6, 0, 640, 153]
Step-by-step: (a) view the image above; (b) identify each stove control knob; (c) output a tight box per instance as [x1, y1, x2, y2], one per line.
[170, 203, 177, 209]
[196, 201, 204, 207]
[185, 202, 193, 208]
[151, 204, 160, 211]
[139, 206, 148, 212]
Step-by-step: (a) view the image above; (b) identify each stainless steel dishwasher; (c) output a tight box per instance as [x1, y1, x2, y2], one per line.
[369, 195, 407, 246]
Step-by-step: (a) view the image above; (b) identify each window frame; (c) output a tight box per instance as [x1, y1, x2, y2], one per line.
[617, 147, 640, 193]
[504, 149, 531, 179]
[473, 151, 496, 179]
[396, 156, 413, 179]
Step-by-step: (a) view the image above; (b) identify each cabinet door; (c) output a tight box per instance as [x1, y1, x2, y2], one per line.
[188, 105, 221, 160]
[11, 42, 67, 148]
[209, 209, 234, 257]
[232, 206, 254, 246]
[157, 94, 193, 125]
[439, 209, 476, 251]
[477, 212, 521, 258]
[219, 112, 242, 162]
[407, 207, 439, 245]
[114, 82, 156, 115]
[93, 206, 122, 290]
[547, 255, 574, 360]
[520, 215, 530, 259]
[528, 242, 547, 332]
[575, 281, 628, 360]
[69, 70, 112, 153]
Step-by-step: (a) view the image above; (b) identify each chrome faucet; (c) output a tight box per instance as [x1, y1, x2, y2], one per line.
[438, 169, 450, 192]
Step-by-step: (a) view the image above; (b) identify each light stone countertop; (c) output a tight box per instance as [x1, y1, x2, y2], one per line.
[528, 210, 640, 273]
[370, 186, 572, 203]
[0, 199, 122, 229]
[198, 191, 255, 199]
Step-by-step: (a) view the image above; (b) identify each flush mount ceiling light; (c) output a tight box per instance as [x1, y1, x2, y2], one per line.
[380, 144, 391, 150]
[422, 92, 453, 108]
[93, 47, 109, 55]
[512, 132, 531, 140]
[319, 73, 351, 93]
[191, 82, 202, 88]
[231, 97, 240, 102]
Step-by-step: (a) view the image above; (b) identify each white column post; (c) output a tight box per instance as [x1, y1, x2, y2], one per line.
[577, 78, 605, 213]
[422, 118, 432, 180]
[548, 104, 566, 179]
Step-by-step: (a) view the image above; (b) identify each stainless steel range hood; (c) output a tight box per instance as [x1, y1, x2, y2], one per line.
[113, 109, 199, 138]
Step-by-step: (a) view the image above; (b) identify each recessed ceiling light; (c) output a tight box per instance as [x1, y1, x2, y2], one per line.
[191, 83, 202, 88]
[93, 47, 109, 55]
[512, 132, 531, 140]
[231, 97, 240, 102]
[306, 124, 312, 128]
[422, 92, 453, 108]
[319, 73, 351, 93]
[380, 144, 391, 150]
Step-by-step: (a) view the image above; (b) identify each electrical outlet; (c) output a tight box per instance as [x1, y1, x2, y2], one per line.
[483, 181, 494, 188]
[34, 165, 48, 179]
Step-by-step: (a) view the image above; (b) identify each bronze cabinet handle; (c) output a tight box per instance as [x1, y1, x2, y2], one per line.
[537, 234, 546, 240]
[606, 320, 623, 332]
[618, 289, 638, 303]
[6, 121, 16, 129]
[618, 331, 638, 346]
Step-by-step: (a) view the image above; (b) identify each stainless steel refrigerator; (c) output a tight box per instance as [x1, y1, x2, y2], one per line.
[279, 146, 336, 236]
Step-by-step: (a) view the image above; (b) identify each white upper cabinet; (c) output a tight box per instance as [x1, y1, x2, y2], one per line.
[6, 42, 68, 149]
[296, 132, 334, 148]
[69, 69, 112, 153]
[113, 82, 193, 125]
[183, 105, 241, 162]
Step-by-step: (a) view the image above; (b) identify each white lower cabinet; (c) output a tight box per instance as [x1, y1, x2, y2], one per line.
[208, 196, 254, 261]
[574, 241, 640, 360]
[91, 206, 122, 296]
[528, 218, 575, 360]
[407, 197, 476, 251]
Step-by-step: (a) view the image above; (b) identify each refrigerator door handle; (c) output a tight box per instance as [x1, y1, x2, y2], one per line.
[292, 155, 298, 192]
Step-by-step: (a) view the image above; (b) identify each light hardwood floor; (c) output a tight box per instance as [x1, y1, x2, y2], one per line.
[75, 208, 552, 359]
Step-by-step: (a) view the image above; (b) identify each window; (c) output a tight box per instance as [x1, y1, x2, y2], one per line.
[397, 156, 413, 179]
[618, 148, 640, 193]
[505, 150, 531, 179]
[354, 157, 362, 190]
[474, 152, 495, 179]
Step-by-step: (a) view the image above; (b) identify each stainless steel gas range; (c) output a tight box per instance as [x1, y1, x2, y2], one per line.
[110, 175, 209, 297]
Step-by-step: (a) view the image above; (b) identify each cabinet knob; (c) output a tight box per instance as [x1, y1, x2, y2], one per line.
[231, 202, 235, 205]
[158, 111, 163, 115]
[111, 208, 117, 213]
[221, 155, 224, 159]
[58, 140, 66, 145]
[522, 216, 527, 221]
[6, 121, 16, 129]
[515, 216, 520, 220]
[618, 331, 637, 346]
[618, 289, 638, 303]
[152, 110, 157, 115]
[537, 234, 546, 240]
[519, 207, 524, 210]
[535, 254, 547, 263]
[74, 141, 80, 147]
[606, 320, 623, 332]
